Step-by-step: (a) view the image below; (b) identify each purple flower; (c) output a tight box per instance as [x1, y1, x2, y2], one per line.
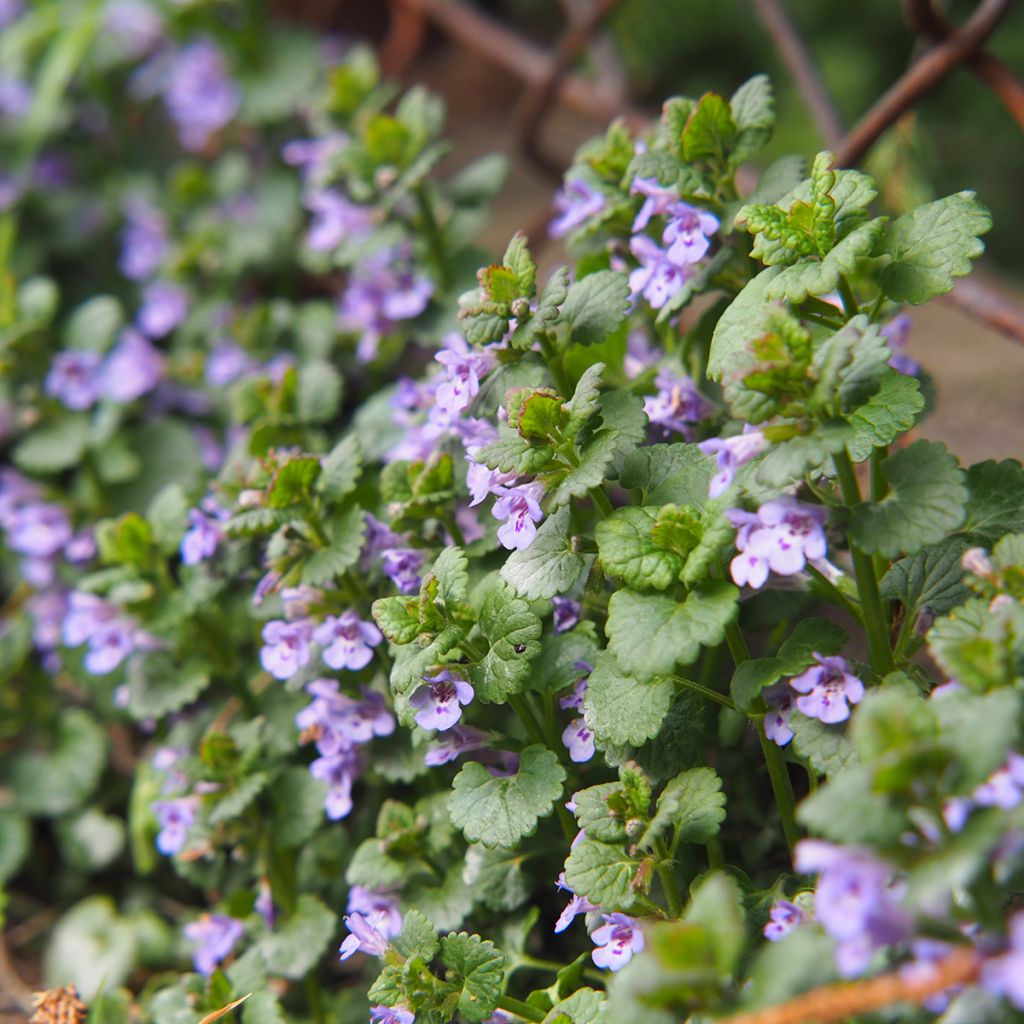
[313, 611, 383, 671]
[552, 596, 581, 634]
[304, 190, 373, 251]
[282, 134, 349, 188]
[62, 591, 118, 647]
[763, 684, 795, 746]
[0, 0, 24, 30]
[310, 748, 360, 819]
[181, 506, 226, 566]
[642, 369, 715, 439]
[381, 548, 425, 595]
[370, 1007, 415, 1024]
[549, 178, 607, 238]
[424, 724, 490, 766]
[281, 586, 321, 621]
[624, 329, 659, 380]
[409, 671, 475, 732]
[554, 872, 598, 934]
[163, 41, 239, 151]
[119, 199, 168, 280]
[183, 914, 244, 976]
[339, 910, 393, 960]
[0, 77, 31, 121]
[297, 681, 395, 752]
[260, 619, 314, 680]
[983, 912, 1024, 1010]
[205, 342, 257, 387]
[764, 899, 808, 941]
[347, 886, 402, 938]
[100, 329, 165, 403]
[698, 425, 769, 498]
[152, 796, 198, 855]
[255, 879, 275, 929]
[5, 502, 71, 558]
[45, 351, 103, 410]
[662, 203, 719, 265]
[881, 314, 920, 376]
[492, 482, 545, 551]
[726, 498, 828, 590]
[137, 280, 189, 338]
[65, 530, 96, 563]
[434, 334, 494, 418]
[562, 718, 595, 763]
[103, 0, 164, 60]
[27, 590, 67, 652]
[628, 235, 693, 310]
[590, 913, 645, 971]
[974, 753, 1024, 809]
[83, 619, 138, 675]
[788, 653, 864, 725]
[631, 176, 681, 233]
[794, 840, 911, 977]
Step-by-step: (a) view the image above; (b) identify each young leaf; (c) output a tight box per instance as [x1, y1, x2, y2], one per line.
[729, 74, 774, 163]
[879, 191, 992, 304]
[561, 271, 631, 347]
[564, 838, 641, 911]
[596, 506, 687, 592]
[606, 583, 739, 680]
[844, 371, 924, 462]
[449, 745, 566, 848]
[267, 456, 321, 509]
[500, 506, 586, 600]
[850, 440, 968, 558]
[301, 505, 366, 585]
[620, 443, 713, 506]
[258, 895, 336, 979]
[572, 782, 628, 843]
[637, 766, 726, 850]
[790, 713, 858, 777]
[469, 579, 542, 702]
[583, 652, 675, 747]
[317, 435, 362, 501]
[707, 266, 783, 381]
[548, 430, 621, 507]
[880, 537, 971, 620]
[564, 363, 605, 437]
[683, 92, 736, 167]
[432, 545, 470, 607]
[393, 909, 440, 962]
[439, 933, 506, 1024]
[503, 232, 537, 297]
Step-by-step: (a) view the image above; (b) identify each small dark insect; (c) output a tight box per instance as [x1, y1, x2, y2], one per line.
[514, 643, 527, 653]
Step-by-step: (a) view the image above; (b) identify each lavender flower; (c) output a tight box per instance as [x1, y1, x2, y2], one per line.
[83, 619, 139, 675]
[62, 591, 118, 647]
[763, 684, 795, 746]
[5, 502, 71, 558]
[65, 530, 96, 564]
[259, 619, 314, 680]
[312, 611, 382, 671]
[698, 425, 769, 498]
[549, 178, 607, 238]
[552, 597, 581, 634]
[624, 329, 659, 379]
[119, 199, 168, 280]
[590, 913, 645, 971]
[794, 840, 911, 977]
[304, 190, 373, 251]
[45, 351, 103, 410]
[100, 329, 165, 403]
[103, 0, 164, 61]
[643, 369, 715, 439]
[726, 498, 829, 590]
[282, 134, 349, 188]
[424, 724, 490, 766]
[381, 548, 425, 595]
[347, 886, 402, 938]
[163, 41, 239, 151]
[974, 753, 1024, 809]
[764, 899, 808, 941]
[492, 482, 545, 551]
[0, 77, 31, 121]
[788, 653, 864, 725]
[339, 910, 393, 960]
[628, 235, 693, 310]
[370, 1007, 414, 1024]
[152, 796, 198, 855]
[982, 912, 1024, 1010]
[881, 314, 920, 376]
[183, 914, 244, 976]
[561, 718, 595, 763]
[630, 176, 682, 232]
[409, 671, 475, 732]
[297, 681, 395, 752]
[310, 748, 360, 819]
[434, 334, 495, 418]
[137, 280, 189, 338]
[256, 879, 275, 929]
[662, 203, 720, 265]
[180, 506, 226, 566]
[554, 872, 598, 934]
[205, 341, 257, 387]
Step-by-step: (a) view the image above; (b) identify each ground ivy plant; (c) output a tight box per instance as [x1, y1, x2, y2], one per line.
[2, 9, 1024, 1024]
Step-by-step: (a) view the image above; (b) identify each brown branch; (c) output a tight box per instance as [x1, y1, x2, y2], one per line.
[717, 947, 981, 1024]
[941, 276, 1024, 347]
[389, 0, 649, 132]
[835, 0, 1011, 166]
[903, 0, 1024, 131]
[514, 0, 622, 178]
[752, 0, 843, 147]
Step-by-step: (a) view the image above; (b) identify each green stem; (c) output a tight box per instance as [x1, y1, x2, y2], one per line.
[725, 622, 800, 854]
[304, 975, 324, 1024]
[833, 449, 895, 676]
[706, 835, 725, 871]
[653, 838, 683, 918]
[414, 184, 449, 289]
[837, 275, 860, 317]
[589, 486, 613, 519]
[539, 333, 572, 397]
[673, 675, 735, 710]
[804, 563, 864, 625]
[495, 996, 546, 1023]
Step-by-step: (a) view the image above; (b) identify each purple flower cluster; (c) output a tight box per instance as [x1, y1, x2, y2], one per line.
[549, 178, 607, 239]
[62, 591, 152, 675]
[795, 840, 911, 976]
[559, 662, 595, 763]
[152, 796, 198, 855]
[313, 611, 384, 671]
[304, 190, 374, 252]
[183, 913, 244, 976]
[180, 500, 229, 566]
[45, 329, 165, 409]
[788, 653, 865, 725]
[119, 199, 169, 281]
[763, 899, 808, 941]
[162, 41, 240, 152]
[643, 369, 715, 440]
[296, 680, 395, 819]
[726, 497, 828, 589]
[698, 425, 769, 498]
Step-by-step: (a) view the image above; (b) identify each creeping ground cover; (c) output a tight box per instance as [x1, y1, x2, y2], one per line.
[2, 6, 1024, 1024]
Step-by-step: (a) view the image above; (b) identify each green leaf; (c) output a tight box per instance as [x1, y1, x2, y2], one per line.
[850, 440, 968, 558]
[297, 361, 343, 423]
[682, 92, 736, 166]
[638, 767, 726, 850]
[469, 579, 542, 702]
[241, 992, 285, 1024]
[606, 583, 739, 679]
[561, 271, 631, 346]
[259, 894, 336, 980]
[573, 783, 628, 843]
[439, 932, 506, 1024]
[879, 191, 992, 304]
[267, 456, 321, 509]
[933, 687, 1021, 788]
[619, 443, 712, 506]
[0, 810, 29, 882]
[13, 415, 89, 474]
[549, 430, 624, 507]
[56, 809, 125, 873]
[503, 232, 537, 296]
[564, 838, 640, 911]
[845, 370, 924, 462]
[301, 506, 366, 585]
[790, 712, 858, 776]
[927, 597, 1010, 691]
[596, 506, 686, 591]
[707, 266, 783, 381]
[208, 773, 270, 826]
[543, 989, 607, 1024]
[44, 897, 137, 1000]
[583, 652, 674, 747]
[729, 74, 774, 163]
[532, 627, 603, 696]
[564, 363, 605, 437]
[146, 484, 189, 554]
[755, 423, 850, 488]
[462, 845, 532, 911]
[407, 863, 475, 932]
[477, 424, 554, 476]
[373, 596, 422, 645]
[880, 537, 971, 619]
[432, 545, 470, 607]
[598, 390, 648, 457]
[796, 765, 904, 843]
[64, 295, 124, 350]
[740, 927, 837, 1012]
[125, 654, 211, 721]
[13, 709, 108, 816]
[270, 766, 327, 848]
[317, 435, 362, 502]
[393, 909, 439, 961]
[500, 506, 586, 600]
[963, 460, 1024, 542]
[813, 315, 892, 410]
[449, 745, 566, 848]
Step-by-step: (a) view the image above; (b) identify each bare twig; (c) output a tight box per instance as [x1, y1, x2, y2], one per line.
[515, 0, 622, 177]
[717, 947, 980, 1024]
[0, 932, 35, 1014]
[941, 276, 1024, 347]
[752, 0, 843, 147]
[835, 0, 1012, 166]
[903, 0, 1024, 131]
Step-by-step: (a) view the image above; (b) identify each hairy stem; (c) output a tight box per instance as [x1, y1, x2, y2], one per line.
[653, 837, 683, 918]
[496, 995, 546, 1023]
